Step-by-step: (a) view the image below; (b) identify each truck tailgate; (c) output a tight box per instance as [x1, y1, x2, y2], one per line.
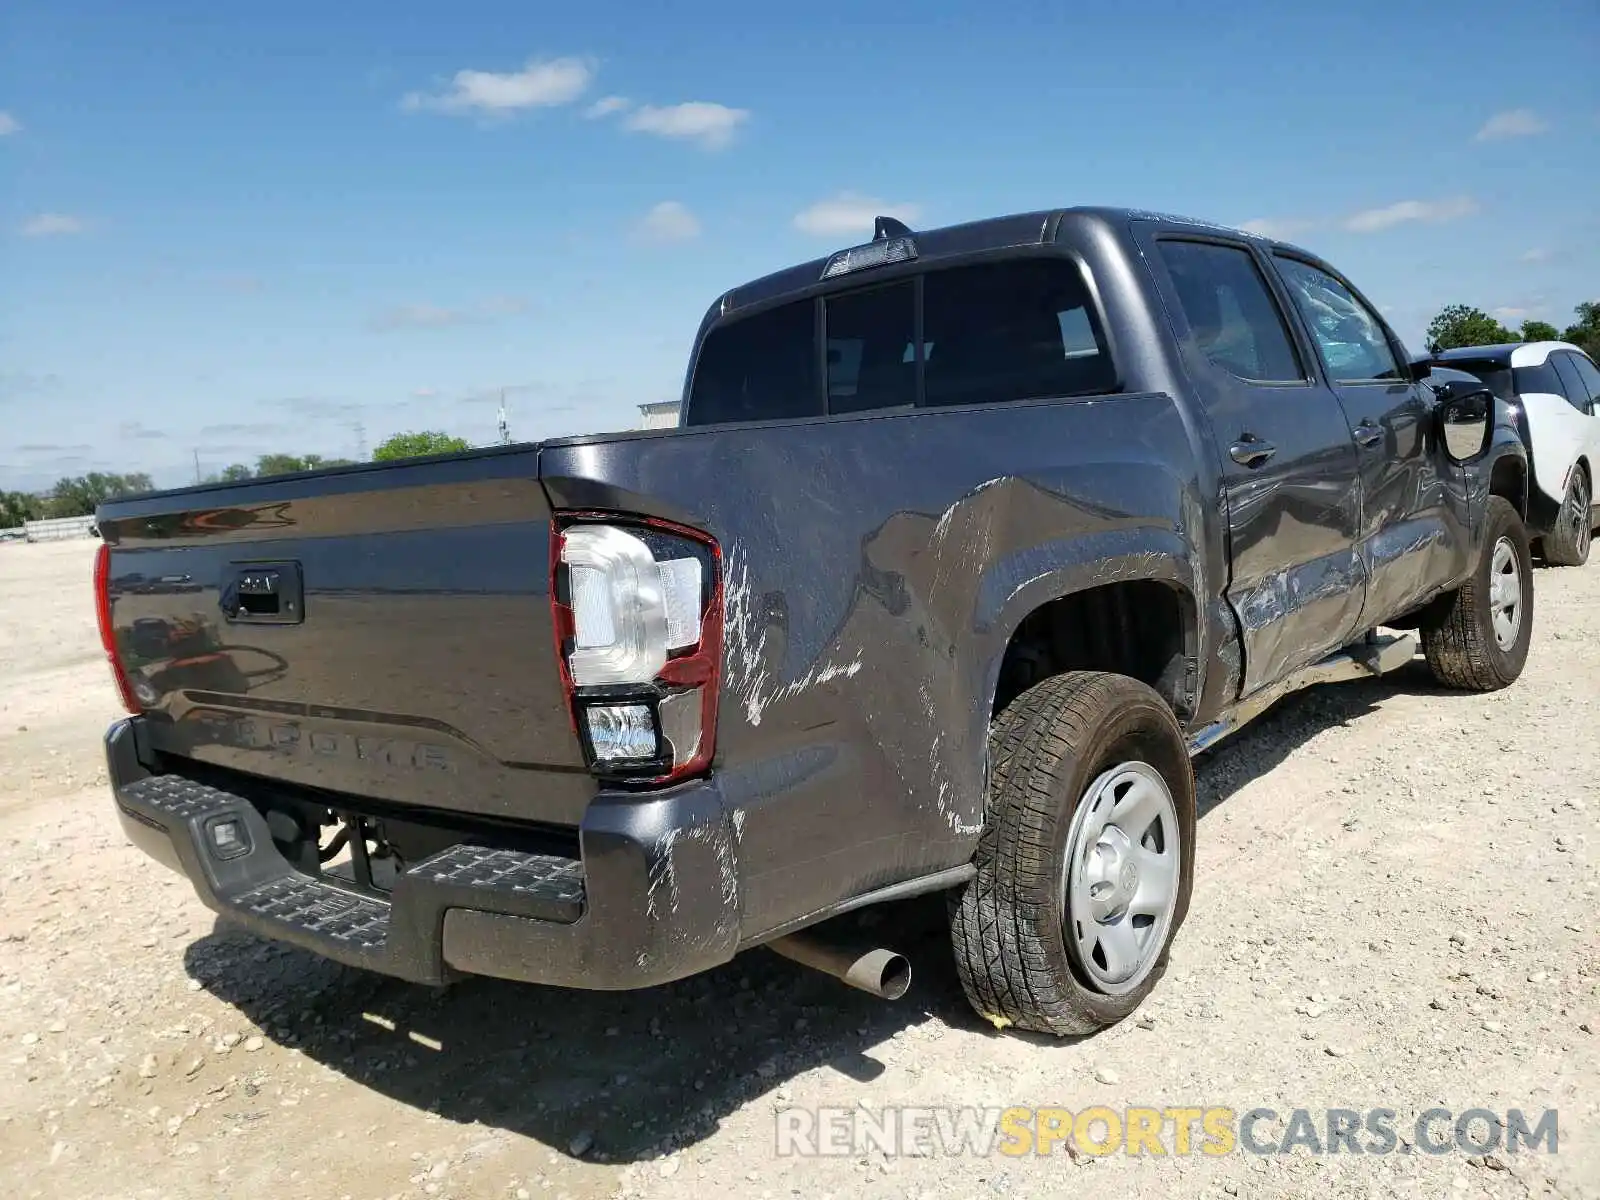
[96, 449, 596, 826]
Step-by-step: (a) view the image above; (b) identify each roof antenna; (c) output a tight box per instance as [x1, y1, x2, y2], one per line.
[874, 215, 914, 241]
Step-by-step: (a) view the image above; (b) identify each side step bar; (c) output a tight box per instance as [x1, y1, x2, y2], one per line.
[1187, 632, 1418, 757]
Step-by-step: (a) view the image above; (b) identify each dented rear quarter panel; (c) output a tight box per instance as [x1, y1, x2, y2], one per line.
[539, 392, 1222, 938]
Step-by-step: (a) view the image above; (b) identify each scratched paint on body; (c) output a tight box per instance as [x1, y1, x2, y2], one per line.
[722, 541, 863, 727]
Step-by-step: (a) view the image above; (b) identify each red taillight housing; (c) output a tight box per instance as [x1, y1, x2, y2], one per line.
[550, 514, 722, 786]
[94, 541, 141, 714]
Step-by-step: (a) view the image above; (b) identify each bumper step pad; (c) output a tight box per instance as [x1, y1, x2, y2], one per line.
[412, 844, 586, 920]
[120, 773, 237, 823]
[115, 774, 587, 975]
[235, 874, 392, 951]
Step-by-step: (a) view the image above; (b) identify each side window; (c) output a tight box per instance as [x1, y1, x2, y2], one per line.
[1273, 257, 1403, 383]
[688, 300, 819, 424]
[1549, 353, 1594, 414]
[1511, 360, 1562, 397]
[1569, 353, 1600, 412]
[920, 259, 1116, 407]
[1157, 240, 1304, 383]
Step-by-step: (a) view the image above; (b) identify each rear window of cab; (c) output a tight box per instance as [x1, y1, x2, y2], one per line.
[685, 258, 1117, 425]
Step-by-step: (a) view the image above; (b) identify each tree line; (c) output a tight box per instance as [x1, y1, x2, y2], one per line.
[1426, 300, 1599, 357]
[1, 431, 471, 526]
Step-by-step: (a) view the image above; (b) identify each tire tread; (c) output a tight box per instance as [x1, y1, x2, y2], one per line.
[1422, 497, 1533, 691]
[950, 671, 1193, 1037]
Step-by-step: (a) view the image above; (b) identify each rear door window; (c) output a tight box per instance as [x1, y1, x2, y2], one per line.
[1156, 240, 1304, 383]
[921, 259, 1115, 407]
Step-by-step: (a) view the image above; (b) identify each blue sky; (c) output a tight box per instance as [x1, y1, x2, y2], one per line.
[2, 0, 1596, 491]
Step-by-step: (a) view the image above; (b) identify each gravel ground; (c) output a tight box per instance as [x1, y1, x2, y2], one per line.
[1, 537, 1595, 1199]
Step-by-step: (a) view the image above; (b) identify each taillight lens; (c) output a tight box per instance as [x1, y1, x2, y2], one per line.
[552, 517, 721, 785]
[94, 541, 141, 714]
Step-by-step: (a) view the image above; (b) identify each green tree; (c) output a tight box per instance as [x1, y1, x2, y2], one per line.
[254, 453, 316, 477]
[1562, 301, 1600, 359]
[46, 472, 154, 518]
[0, 490, 42, 528]
[1425, 305, 1518, 353]
[199, 463, 256, 485]
[372, 431, 471, 462]
[251, 453, 355, 478]
[1520, 319, 1560, 343]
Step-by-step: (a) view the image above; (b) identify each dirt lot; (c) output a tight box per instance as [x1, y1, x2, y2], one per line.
[2, 536, 1595, 1199]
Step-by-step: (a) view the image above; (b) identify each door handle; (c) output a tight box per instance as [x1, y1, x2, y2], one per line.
[1354, 421, 1385, 448]
[1229, 436, 1277, 468]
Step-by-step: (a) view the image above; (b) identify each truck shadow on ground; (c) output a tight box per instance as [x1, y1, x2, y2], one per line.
[183, 658, 1472, 1164]
[1191, 659, 1477, 818]
[185, 898, 963, 1165]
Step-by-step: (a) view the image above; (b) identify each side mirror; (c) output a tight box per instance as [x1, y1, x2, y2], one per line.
[1433, 380, 1495, 464]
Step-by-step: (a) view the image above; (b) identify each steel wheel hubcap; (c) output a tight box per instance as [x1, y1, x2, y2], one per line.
[1062, 761, 1181, 995]
[1489, 536, 1522, 650]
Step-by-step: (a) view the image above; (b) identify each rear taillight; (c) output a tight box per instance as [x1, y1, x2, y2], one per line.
[94, 541, 141, 714]
[551, 515, 722, 785]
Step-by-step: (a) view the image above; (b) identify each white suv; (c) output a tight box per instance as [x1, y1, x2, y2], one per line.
[1431, 341, 1600, 566]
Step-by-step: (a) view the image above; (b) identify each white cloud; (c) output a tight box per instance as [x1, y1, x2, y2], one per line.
[1342, 196, 1479, 234]
[118, 422, 167, 441]
[372, 303, 466, 330]
[1493, 306, 1530, 321]
[478, 294, 531, 316]
[1520, 248, 1552, 263]
[623, 102, 748, 150]
[635, 201, 701, 244]
[402, 56, 593, 115]
[793, 193, 923, 238]
[584, 95, 631, 119]
[412, 387, 439, 399]
[1474, 109, 1548, 141]
[20, 213, 86, 237]
[0, 111, 20, 137]
[1239, 217, 1318, 240]
[370, 295, 531, 331]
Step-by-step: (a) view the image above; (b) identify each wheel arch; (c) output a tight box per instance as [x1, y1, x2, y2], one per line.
[1488, 450, 1529, 522]
[984, 566, 1201, 728]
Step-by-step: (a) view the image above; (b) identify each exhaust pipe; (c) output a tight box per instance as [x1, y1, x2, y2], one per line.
[766, 930, 911, 1000]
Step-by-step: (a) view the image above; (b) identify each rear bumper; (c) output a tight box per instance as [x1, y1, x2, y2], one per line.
[106, 718, 742, 990]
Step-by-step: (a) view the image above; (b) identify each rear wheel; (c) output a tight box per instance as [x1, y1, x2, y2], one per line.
[1421, 497, 1534, 690]
[949, 671, 1195, 1037]
[1542, 466, 1592, 567]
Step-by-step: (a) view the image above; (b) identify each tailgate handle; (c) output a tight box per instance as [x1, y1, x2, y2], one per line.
[221, 562, 304, 625]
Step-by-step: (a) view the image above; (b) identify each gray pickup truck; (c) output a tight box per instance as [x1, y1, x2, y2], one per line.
[95, 206, 1531, 1036]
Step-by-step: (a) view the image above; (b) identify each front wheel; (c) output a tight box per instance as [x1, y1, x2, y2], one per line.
[1421, 496, 1535, 690]
[949, 672, 1196, 1037]
[1542, 466, 1592, 567]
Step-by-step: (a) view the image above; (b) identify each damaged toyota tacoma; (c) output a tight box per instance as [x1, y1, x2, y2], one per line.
[95, 207, 1533, 1036]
